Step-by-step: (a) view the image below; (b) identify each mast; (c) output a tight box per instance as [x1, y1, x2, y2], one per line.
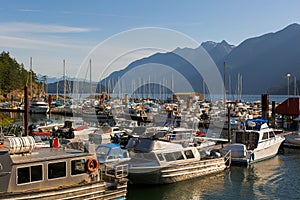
[30, 57, 32, 100]
[202, 79, 205, 100]
[89, 59, 92, 96]
[63, 59, 66, 105]
[294, 76, 297, 96]
[223, 61, 226, 105]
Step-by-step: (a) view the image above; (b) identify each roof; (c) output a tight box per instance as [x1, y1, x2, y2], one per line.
[10, 147, 91, 164]
[275, 97, 300, 115]
[100, 143, 121, 149]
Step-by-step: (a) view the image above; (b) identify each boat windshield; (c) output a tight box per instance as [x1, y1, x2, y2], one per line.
[96, 146, 110, 161]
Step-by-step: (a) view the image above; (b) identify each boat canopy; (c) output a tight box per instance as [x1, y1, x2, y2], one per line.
[127, 138, 183, 153]
[245, 119, 268, 130]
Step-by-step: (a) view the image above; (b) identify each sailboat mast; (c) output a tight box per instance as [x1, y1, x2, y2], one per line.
[294, 76, 297, 96]
[223, 61, 226, 105]
[89, 59, 92, 96]
[30, 57, 32, 99]
[63, 59, 66, 105]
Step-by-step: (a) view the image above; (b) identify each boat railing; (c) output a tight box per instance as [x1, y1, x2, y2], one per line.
[104, 164, 128, 179]
[224, 150, 231, 167]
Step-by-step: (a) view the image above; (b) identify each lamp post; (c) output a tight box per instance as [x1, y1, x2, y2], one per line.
[286, 73, 291, 97]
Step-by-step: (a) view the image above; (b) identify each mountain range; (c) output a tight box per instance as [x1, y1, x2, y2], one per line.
[46, 23, 300, 95]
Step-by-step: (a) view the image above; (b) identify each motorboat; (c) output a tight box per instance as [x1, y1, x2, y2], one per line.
[96, 143, 130, 165]
[29, 100, 49, 114]
[120, 138, 231, 184]
[0, 136, 128, 200]
[52, 118, 99, 141]
[220, 119, 285, 164]
[284, 133, 300, 147]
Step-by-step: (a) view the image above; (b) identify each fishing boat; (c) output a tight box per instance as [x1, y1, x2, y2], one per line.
[220, 119, 285, 164]
[29, 100, 49, 114]
[121, 138, 231, 184]
[0, 136, 128, 200]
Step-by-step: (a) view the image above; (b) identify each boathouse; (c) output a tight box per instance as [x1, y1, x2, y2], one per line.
[275, 97, 300, 130]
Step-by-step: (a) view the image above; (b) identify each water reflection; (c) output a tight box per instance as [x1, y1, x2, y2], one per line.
[127, 153, 300, 200]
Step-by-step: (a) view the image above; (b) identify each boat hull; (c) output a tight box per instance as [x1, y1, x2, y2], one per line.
[224, 138, 284, 165]
[128, 157, 228, 184]
[284, 134, 300, 148]
[1, 180, 127, 200]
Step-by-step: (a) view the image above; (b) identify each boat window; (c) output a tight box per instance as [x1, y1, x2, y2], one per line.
[121, 149, 128, 158]
[156, 153, 165, 161]
[142, 152, 157, 160]
[262, 132, 269, 140]
[31, 165, 43, 182]
[173, 151, 184, 160]
[71, 159, 86, 175]
[236, 132, 244, 143]
[164, 152, 176, 162]
[269, 132, 275, 138]
[184, 150, 195, 159]
[17, 167, 30, 184]
[17, 165, 43, 184]
[48, 162, 66, 179]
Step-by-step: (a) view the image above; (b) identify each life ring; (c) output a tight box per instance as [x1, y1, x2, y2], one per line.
[86, 157, 99, 173]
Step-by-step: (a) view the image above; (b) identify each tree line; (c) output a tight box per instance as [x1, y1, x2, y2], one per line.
[0, 51, 38, 97]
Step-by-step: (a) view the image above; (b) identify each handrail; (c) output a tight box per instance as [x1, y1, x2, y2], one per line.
[104, 164, 128, 179]
[224, 150, 231, 166]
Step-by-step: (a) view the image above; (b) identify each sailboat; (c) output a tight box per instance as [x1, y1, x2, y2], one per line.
[28, 57, 49, 114]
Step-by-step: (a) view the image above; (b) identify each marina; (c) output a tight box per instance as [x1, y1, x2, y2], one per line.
[1, 93, 300, 199]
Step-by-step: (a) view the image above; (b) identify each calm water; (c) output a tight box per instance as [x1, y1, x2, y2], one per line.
[126, 149, 300, 200]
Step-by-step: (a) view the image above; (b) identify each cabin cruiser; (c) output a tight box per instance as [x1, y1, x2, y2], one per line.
[0, 136, 128, 200]
[120, 138, 231, 184]
[29, 100, 49, 114]
[220, 119, 285, 164]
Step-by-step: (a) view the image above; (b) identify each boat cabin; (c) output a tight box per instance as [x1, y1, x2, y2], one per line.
[233, 119, 277, 150]
[126, 138, 200, 166]
[0, 136, 99, 194]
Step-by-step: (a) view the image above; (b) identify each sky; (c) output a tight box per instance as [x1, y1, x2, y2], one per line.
[1, 0, 300, 81]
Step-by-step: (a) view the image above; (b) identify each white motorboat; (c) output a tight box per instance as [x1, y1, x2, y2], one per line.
[120, 138, 231, 184]
[220, 119, 285, 164]
[29, 101, 49, 114]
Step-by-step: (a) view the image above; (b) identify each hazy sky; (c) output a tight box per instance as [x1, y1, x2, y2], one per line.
[1, 0, 300, 80]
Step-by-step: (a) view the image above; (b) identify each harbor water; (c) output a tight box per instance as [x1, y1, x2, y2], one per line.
[127, 149, 300, 200]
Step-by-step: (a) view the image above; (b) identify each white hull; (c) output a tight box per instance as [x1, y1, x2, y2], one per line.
[221, 137, 284, 164]
[29, 101, 49, 114]
[284, 134, 300, 146]
[249, 138, 284, 163]
[128, 152, 231, 184]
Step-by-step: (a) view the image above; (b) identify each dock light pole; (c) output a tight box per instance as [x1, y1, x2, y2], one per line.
[226, 101, 235, 143]
[286, 73, 291, 97]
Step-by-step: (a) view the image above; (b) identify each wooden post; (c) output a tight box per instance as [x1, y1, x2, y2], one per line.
[24, 85, 29, 136]
[227, 105, 231, 143]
